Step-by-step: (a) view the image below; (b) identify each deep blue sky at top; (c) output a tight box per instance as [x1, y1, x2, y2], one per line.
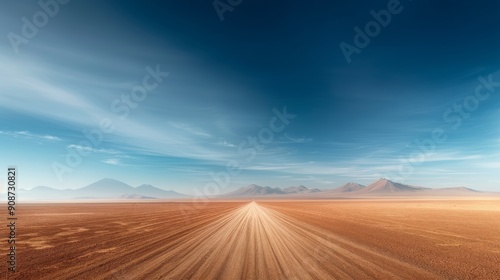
[1, 0, 499, 192]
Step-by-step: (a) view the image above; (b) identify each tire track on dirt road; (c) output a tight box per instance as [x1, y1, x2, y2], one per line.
[104, 201, 439, 279]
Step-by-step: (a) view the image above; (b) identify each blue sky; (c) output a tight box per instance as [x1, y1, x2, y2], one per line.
[1, 0, 500, 193]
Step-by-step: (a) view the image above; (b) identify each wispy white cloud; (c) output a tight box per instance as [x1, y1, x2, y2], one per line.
[245, 162, 356, 176]
[67, 144, 120, 154]
[217, 139, 236, 148]
[283, 133, 313, 143]
[477, 162, 500, 169]
[425, 152, 483, 162]
[102, 158, 121, 165]
[0, 53, 238, 165]
[0, 131, 61, 141]
[168, 122, 213, 138]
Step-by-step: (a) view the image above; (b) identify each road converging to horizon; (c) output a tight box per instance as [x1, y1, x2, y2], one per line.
[113, 201, 437, 279]
[15, 200, 500, 279]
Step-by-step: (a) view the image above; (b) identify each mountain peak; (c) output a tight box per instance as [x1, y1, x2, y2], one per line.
[283, 185, 321, 194]
[226, 184, 285, 196]
[31, 186, 55, 191]
[334, 182, 366, 192]
[82, 178, 133, 189]
[362, 179, 426, 193]
[100, 178, 115, 181]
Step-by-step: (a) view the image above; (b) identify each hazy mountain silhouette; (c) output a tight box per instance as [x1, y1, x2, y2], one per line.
[332, 182, 366, 192]
[223, 179, 482, 197]
[226, 184, 322, 196]
[283, 185, 322, 194]
[17, 178, 188, 200]
[360, 178, 427, 193]
[135, 184, 188, 198]
[226, 184, 287, 196]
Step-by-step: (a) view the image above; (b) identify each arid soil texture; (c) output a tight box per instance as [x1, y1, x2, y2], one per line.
[3, 199, 500, 279]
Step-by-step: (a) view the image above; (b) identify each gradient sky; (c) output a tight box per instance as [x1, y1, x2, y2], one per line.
[1, 0, 500, 193]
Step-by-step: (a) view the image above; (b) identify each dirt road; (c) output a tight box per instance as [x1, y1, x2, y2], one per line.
[129, 201, 437, 279]
[6, 200, 500, 279]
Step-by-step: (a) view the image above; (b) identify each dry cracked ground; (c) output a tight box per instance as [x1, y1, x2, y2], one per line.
[3, 199, 500, 279]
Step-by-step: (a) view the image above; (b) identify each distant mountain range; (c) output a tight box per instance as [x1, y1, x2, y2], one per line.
[224, 178, 482, 197]
[331, 182, 366, 192]
[283, 185, 322, 194]
[330, 178, 428, 193]
[17, 178, 188, 200]
[329, 178, 481, 195]
[8, 178, 486, 201]
[226, 184, 322, 196]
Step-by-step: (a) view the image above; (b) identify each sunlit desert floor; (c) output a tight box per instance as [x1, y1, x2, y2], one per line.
[4, 199, 500, 279]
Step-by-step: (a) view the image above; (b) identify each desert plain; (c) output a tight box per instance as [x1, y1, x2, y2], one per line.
[3, 198, 500, 279]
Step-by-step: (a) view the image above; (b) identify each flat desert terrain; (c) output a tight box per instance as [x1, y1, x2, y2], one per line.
[3, 199, 500, 279]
